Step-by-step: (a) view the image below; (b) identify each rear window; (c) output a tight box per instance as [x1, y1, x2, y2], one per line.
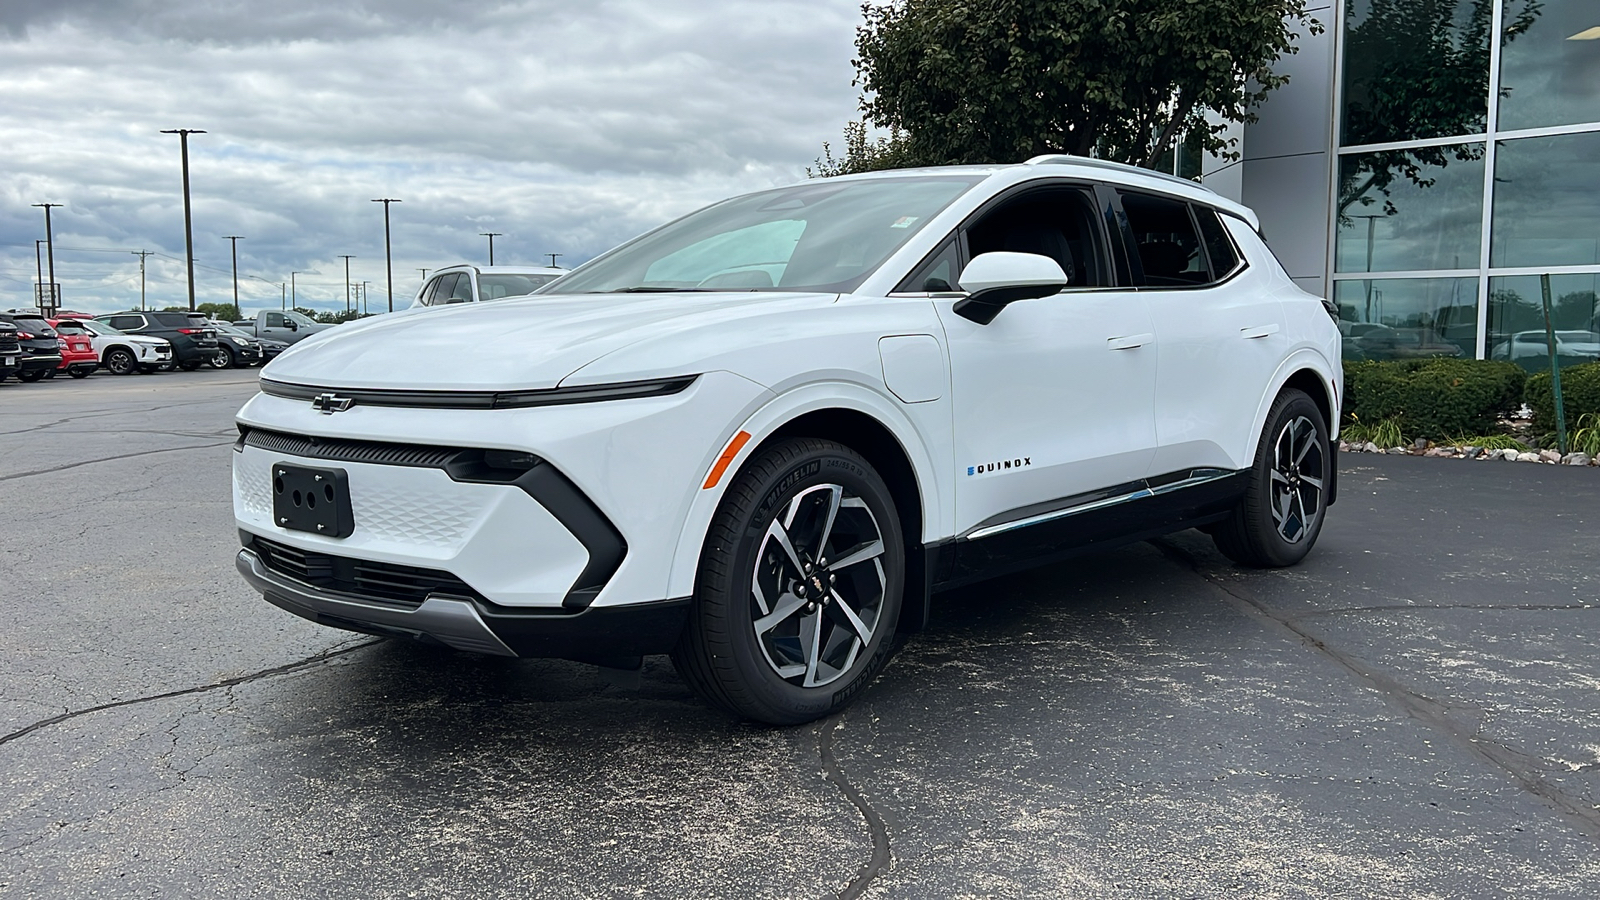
[10, 316, 55, 336]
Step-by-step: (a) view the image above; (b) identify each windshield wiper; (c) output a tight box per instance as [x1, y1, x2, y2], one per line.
[588, 286, 721, 294]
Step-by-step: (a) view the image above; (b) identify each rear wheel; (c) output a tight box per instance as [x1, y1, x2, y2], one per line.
[68, 368, 89, 379]
[18, 369, 45, 383]
[672, 438, 904, 725]
[105, 348, 137, 375]
[1212, 389, 1330, 567]
[178, 359, 202, 371]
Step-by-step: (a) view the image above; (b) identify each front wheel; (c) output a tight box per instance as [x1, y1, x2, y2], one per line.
[178, 359, 202, 371]
[207, 349, 233, 369]
[1212, 389, 1330, 567]
[105, 348, 138, 375]
[672, 438, 904, 725]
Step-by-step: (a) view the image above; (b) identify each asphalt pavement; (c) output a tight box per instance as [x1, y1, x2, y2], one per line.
[2, 369, 1598, 898]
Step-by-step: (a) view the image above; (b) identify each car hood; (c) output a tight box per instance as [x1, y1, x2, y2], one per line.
[262, 292, 840, 391]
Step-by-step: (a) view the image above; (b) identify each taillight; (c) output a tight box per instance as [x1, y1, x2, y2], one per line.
[177, 328, 200, 334]
[17, 331, 33, 339]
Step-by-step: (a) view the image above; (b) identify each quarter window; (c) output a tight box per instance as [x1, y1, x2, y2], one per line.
[1119, 192, 1210, 287]
[1194, 207, 1242, 278]
[107, 315, 143, 331]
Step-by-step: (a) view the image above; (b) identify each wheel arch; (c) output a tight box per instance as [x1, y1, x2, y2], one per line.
[1249, 351, 1340, 453]
[665, 384, 947, 633]
[100, 342, 135, 363]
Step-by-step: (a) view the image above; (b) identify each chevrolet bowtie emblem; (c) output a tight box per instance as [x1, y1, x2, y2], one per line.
[311, 393, 355, 414]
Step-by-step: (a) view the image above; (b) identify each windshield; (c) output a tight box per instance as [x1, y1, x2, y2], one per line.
[479, 273, 560, 300]
[81, 319, 122, 335]
[547, 176, 983, 295]
[213, 323, 249, 338]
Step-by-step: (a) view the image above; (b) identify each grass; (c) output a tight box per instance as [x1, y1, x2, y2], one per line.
[1341, 414, 1406, 447]
[1446, 434, 1526, 451]
[1572, 413, 1600, 457]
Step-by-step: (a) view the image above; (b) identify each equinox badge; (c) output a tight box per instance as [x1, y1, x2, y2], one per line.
[311, 393, 355, 414]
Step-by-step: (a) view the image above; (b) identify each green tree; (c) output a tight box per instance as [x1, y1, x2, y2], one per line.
[196, 302, 240, 322]
[823, 0, 1320, 175]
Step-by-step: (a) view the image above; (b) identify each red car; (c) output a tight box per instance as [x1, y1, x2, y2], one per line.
[49, 318, 99, 378]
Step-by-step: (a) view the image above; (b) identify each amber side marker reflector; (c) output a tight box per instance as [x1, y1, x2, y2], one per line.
[703, 431, 752, 489]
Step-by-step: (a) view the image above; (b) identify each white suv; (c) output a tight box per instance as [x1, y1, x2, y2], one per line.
[411, 265, 568, 308]
[233, 157, 1341, 724]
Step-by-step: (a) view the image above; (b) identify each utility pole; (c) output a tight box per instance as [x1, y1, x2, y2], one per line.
[545, 253, 563, 268]
[480, 232, 502, 266]
[223, 235, 244, 316]
[361, 281, 370, 316]
[279, 282, 286, 309]
[132, 250, 154, 311]
[418, 267, 429, 282]
[290, 271, 302, 310]
[32, 203, 62, 311]
[339, 255, 356, 314]
[371, 198, 400, 312]
[160, 129, 206, 311]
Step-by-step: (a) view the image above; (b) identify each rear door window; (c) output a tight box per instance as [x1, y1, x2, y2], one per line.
[1118, 191, 1210, 287]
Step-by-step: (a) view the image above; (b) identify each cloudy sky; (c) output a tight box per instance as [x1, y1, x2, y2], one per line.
[0, 0, 864, 315]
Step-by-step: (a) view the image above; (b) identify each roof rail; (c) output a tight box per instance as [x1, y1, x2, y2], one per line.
[1023, 154, 1212, 192]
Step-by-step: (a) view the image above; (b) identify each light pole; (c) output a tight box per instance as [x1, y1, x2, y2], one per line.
[371, 198, 400, 312]
[132, 250, 154, 311]
[32, 203, 62, 311]
[339, 255, 356, 314]
[160, 129, 206, 311]
[290, 271, 302, 310]
[418, 267, 429, 283]
[480, 232, 502, 265]
[223, 235, 244, 316]
[1352, 213, 1383, 322]
[361, 280, 371, 316]
[34, 240, 44, 309]
[546, 253, 562, 268]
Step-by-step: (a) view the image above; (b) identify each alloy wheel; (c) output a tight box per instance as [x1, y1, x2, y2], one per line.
[749, 483, 887, 688]
[1269, 415, 1324, 543]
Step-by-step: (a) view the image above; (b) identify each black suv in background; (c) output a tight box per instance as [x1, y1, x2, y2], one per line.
[0, 318, 21, 382]
[0, 311, 64, 383]
[97, 311, 220, 370]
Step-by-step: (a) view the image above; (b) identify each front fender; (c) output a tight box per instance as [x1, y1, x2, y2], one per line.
[664, 381, 951, 601]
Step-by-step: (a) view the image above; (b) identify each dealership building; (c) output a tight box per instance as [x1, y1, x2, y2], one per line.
[1192, 0, 1599, 366]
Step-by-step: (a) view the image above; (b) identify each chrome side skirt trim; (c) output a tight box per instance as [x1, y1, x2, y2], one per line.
[964, 468, 1238, 542]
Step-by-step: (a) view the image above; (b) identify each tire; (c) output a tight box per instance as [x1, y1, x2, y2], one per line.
[208, 348, 233, 369]
[69, 368, 89, 379]
[178, 360, 202, 371]
[105, 348, 138, 375]
[1212, 389, 1331, 568]
[672, 438, 904, 725]
[18, 369, 45, 383]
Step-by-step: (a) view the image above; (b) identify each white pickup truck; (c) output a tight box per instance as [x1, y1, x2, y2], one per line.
[233, 309, 329, 345]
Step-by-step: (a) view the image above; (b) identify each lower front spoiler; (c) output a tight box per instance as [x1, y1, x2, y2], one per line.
[236, 548, 690, 664]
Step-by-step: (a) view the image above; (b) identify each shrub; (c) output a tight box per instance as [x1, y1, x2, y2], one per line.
[1343, 359, 1525, 440]
[1526, 362, 1600, 435]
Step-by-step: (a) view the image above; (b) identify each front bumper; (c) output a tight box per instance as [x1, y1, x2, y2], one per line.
[237, 546, 689, 662]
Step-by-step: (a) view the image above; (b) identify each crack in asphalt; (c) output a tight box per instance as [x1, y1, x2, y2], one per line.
[0, 440, 235, 483]
[1151, 538, 1600, 845]
[1, 393, 250, 436]
[0, 640, 381, 749]
[818, 712, 891, 900]
[1295, 602, 1598, 618]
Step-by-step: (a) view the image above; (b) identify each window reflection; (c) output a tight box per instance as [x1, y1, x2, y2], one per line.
[1498, 0, 1600, 131]
[1487, 274, 1600, 371]
[1336, 145, 1484, 272]
[1334, 278, 1479, 360]
[1491, 131, 1600, 268]
[1341, 0, 1492, 146]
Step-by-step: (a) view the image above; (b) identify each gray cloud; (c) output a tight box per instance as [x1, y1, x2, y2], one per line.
[0, 0, 864, 315]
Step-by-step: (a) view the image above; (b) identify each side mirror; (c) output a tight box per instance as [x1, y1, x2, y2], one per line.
[286, 320, 298, 331]
[952, 252, 1067, 325]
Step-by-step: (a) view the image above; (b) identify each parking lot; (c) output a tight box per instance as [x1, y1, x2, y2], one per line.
[2, 369, 1598, 898]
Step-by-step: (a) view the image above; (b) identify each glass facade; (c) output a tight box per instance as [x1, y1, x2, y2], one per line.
[1333, 0, 1600, 370]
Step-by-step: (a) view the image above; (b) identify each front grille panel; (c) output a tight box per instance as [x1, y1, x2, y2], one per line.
[244, 428, 462, 469]
[250, 536, 483, 610]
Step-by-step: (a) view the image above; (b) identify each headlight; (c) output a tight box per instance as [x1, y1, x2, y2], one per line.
[231, 337, 248, 345]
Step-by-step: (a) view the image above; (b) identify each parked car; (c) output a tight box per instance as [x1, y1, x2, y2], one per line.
[1490, 330, 1600, 367]
[205, 322, 267, 368]
[0, 318, 21, 382]
[45, 318, 99, 378]
[58, 316, 174, 374]
[232, 156, 1342, 725]
[0, 311, 64, 382]
[95, 311, 220, 370]
[231, 310, 329, 345]
[410, 265, 567, 309]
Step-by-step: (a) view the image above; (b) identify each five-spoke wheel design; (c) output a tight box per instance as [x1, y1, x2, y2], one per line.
[1270, 415, 1325, 543]
[750, 483, 887, 688]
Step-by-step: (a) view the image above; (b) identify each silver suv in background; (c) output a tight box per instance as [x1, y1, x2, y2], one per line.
[410, 265, 567, 309]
